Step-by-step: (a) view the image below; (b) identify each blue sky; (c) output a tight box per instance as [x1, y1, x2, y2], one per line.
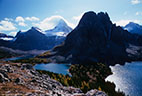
[0, 0, 142, 36]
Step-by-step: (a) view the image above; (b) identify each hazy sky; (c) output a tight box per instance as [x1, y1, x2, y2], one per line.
[0, 0, 142, 36]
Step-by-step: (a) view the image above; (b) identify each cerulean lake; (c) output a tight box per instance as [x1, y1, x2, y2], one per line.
[105, 62, 142, 96]
[3, 55, 34, 61]
[34, 63, 70, 75]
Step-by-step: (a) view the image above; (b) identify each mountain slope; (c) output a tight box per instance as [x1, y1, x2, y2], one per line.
[0, 19, 72, 51]
[43, 11, 142, 65]
[11, 27, 64, 51]
[124, 22, 142, 35]
[0, 63, 107, 95]
[0, 47, 20, 59]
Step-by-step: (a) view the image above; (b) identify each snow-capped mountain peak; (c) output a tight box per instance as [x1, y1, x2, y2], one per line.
[45, 19, 72, 37]
[56, 19, 68, 27]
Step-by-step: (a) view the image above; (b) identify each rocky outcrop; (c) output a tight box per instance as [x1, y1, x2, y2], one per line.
[44, 11, 142, 65]
[0, 63, 107, 96]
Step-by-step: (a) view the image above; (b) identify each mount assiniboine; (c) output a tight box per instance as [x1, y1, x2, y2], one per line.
[45, 19, 72, 36]
[42, 11, 142, 65]
[0, 19, 72, 51]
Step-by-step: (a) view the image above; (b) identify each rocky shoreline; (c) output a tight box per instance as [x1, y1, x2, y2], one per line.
[0, 62, 107, 96]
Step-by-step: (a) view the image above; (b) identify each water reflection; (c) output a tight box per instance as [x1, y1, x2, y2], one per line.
[34, 63, 70, 75]
[105, 62, 142, 96]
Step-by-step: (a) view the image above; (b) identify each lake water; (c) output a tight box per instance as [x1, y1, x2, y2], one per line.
[105, 62, 142, 96]
[34, 63, 70, 75]
[3, 55, 34, 61]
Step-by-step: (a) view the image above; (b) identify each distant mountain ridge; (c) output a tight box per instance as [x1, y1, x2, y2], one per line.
[124, 22, 142, 35]
[0, 33, 13, 38]
[0, 33, 14, 41]
[0, 19, 72, 51]
[10, 27, 65, 51]
[11, 27, 50, 50]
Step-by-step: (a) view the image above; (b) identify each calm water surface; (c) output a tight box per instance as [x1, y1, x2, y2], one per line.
[106, 62, 142, 96]
[3, 55, 34, 61]
[34, 63, 70, 75]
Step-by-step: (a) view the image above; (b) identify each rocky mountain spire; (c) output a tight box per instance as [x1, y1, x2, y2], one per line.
[50, 11, 142, 65]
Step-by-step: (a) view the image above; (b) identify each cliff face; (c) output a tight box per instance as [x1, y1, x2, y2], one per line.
[48, 11, 142, 65]
[0, 63, 107, 96]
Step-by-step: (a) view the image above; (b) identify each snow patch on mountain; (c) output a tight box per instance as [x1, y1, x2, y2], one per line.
[0, 32, 14, 41]
[31, 27, 44, 33]
[0, 37, 14, 41]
